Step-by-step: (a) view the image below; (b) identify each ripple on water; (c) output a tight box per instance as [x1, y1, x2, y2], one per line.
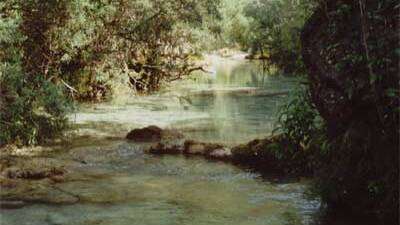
[1, 140, 319, 225]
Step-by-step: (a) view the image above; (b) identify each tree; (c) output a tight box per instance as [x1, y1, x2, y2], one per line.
[301, 0, 399, 220]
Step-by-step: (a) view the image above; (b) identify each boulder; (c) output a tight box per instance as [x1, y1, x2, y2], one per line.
[126, 126, 183, 142]
[126, 126, 163, 142]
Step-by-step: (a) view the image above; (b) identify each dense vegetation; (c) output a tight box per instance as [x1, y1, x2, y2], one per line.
[0, 0, 220, 146]
[215, 0, 316, 74]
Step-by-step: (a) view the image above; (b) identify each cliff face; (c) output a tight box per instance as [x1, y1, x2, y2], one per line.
[301, 0, 398, 220]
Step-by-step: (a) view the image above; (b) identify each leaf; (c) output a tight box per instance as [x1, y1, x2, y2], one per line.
[386, 88, 398, 98]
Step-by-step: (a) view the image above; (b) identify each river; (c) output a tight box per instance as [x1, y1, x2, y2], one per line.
[2, 55, 323, 225]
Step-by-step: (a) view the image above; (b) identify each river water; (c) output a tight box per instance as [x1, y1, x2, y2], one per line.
[1, 55, 323, 225]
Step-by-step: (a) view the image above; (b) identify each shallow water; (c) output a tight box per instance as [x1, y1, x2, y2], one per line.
[1, 55, 322, 225]
[70, 55, 298, 145]
[1, 141, 319, 225]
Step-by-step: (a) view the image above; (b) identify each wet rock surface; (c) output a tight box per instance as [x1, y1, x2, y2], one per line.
[141, 127, 288, 164]
[143, 128, 309, 175]
[147, 136, 232, 161]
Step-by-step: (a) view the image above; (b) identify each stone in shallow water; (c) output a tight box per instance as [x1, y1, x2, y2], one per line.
[208, 148, 232, 160]
[4, 167, 65, 180]
[0, 178, 79, 205]
[148, 139, 232, 160]
[126, 125, 163, 142]
[126, 125, 184, 142]
[0, 157, 66, 180]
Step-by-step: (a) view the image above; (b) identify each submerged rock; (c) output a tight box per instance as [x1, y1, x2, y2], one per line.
[0, 156, 79, 206]
[4, 167, 65, 180]
[126, 126, 184, 142]
[0, 175, 79, 206]
[0, 157, 66, 180]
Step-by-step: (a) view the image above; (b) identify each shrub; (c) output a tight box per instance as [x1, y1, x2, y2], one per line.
[0, 64, 70, 146]
[276, 87, 323, 148]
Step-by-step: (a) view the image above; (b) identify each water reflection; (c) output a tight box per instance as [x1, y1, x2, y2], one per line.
[70, 55, 298, 145]
[170, 55, 298, 145]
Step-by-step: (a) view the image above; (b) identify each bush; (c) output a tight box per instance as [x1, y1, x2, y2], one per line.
[276, 87, 323, 148]
[0, 64, 70, 146]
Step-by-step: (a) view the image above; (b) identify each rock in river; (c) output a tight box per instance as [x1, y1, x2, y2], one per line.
[148, 139, 232, 160]
[126, 125, 184, 142]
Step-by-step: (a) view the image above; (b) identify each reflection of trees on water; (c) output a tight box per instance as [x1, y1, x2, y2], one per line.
[229, 62, 267, 87]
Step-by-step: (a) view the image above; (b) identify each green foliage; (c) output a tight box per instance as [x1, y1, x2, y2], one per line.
[215, 0, 316, 75]
[212, 0, 251, 49]
[244, 0, 316, 74]
[0, 64, 69, 146]
[233, 87, 328, 176]
[268, 85, 326, 175]
[0, 0, 221, 146]
[276, 86, 321, 147]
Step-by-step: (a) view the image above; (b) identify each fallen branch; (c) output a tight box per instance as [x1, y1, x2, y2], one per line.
[60, 79, 78, 93]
